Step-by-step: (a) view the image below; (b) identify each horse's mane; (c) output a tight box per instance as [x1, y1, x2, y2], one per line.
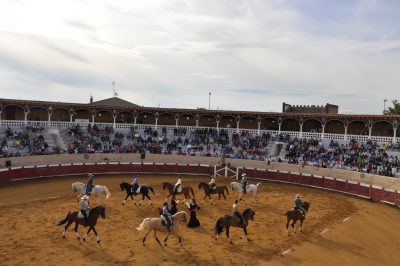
[91, 205, 105, 211]
[198, 182, 207, 188]
[172, 211, 186, 218]
[243, 208, 254, 217]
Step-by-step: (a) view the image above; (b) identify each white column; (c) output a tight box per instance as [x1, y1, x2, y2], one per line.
[278, 123, 282, 134]
[236, 121, 240, 133]
[216, 121, 220, 131]
[113, 115, 116, 129]
[155, 118, 158, 129]
[47, 112, 51, 127]
[299, 123, 303, 138]
[70, 113, 73, 123]
[0, 111, 2, 121]
[344, 126, 348, 141]
[24, 111, 28, 125]
[175, 118, 178, 127]
[321, 125, 325, 139]
[91, 114, 95, 126]
[133, 116, 137, 126]
[393, 127, 397, 143]
[257, 121, 261, 135]
[195, 119, 199, 128]
[368, 126, 372, 139]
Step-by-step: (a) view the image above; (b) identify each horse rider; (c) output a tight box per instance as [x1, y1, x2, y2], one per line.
[162, 200, 173, 232]
[80, 195, 90, 226]
[84, 174, 94, 195]
[173, 177, 182, 195]
[208, 174, 216, 190]
[131, 174, 139, 195]
[241, 173, 248, 194]
[232, 199, 244, 227]
[294, 194, 306, 218]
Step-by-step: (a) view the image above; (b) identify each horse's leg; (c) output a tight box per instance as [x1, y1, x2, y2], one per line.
[74, 223, 80, 240]
[241, 226, 250, 241]
[226, 226, 233, 244]
[222, 192, 226, 200]
[142, 230, 151, 246]
[92, 226, 101, 243]
[146, 194, 152, 205]
[62, 220, 73, 238]
[153, 230, 162, 246]
[132, 195, 138, 206]
[299, 218, 304, 232]
[286, 216, 290, 235]
[164, 231, 170, 246]
[177, 232, 183, 246]
[83, 227, 92, 241]
[139, 194, 144, 206]
[123, 194, 129, 206]
[291, 218, 297, 231]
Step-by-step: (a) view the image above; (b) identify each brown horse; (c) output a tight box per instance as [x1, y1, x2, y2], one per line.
[163, 182, 195, 200]
[215, 208, 256, 244]
[198, 182, 229, 202]
[285, 201, 310, 234]
[57, 206, 106, 243]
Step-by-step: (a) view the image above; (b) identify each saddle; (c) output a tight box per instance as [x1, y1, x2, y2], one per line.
[77, 208, 90, 219]
[175, 185, 182, 193]
[160, 215, 167, 226]
[132, 186, 141, 193]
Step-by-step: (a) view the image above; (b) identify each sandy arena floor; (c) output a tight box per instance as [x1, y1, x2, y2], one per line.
[0, 174, 399, 266]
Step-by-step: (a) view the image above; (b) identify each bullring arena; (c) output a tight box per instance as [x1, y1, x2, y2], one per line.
[1, 154, 400, 266]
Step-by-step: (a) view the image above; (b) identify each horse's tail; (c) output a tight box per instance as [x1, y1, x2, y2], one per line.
[104, 186, 111, 199]
[136, 218, 151, 231]
[57, 211, 71, 226]
[215, 217, 224, 235]
[224, 186, 229, 195]
[191, 187, 195, 199]
[72, 183, 77, 193]
[148, 186, 155, 196]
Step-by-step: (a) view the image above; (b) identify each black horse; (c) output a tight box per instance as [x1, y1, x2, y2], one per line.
[57, 205, 106, 243]
[215, 208, 256, 244]
[285, 201, 310, 233]
[120, 182, 155, 206]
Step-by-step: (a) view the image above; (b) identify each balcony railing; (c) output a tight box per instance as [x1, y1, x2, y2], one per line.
[0, 119, 398, 144]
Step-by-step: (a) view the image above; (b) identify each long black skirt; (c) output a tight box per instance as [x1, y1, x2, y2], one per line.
[187, 211, 200, 228]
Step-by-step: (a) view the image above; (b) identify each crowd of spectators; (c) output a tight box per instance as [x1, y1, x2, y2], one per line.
[284, 138, 400, 177]
[1, 124, 399, 178]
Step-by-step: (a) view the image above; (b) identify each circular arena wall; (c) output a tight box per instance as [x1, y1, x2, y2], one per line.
[1, 154, 399, 207]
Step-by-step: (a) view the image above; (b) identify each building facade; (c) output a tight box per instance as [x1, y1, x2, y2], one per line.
[0, 97, 399, 143]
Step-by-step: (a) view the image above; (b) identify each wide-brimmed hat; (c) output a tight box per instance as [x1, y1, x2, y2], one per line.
[241, 173, 247, 177]
[295, 194, 301, 198]
[88, 174, 94, 178]
[81, 195, 89, 200]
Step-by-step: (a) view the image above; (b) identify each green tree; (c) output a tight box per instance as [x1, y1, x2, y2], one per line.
[384, 100, 400, 115]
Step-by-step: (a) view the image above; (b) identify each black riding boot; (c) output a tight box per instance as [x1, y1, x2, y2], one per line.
[81, 210, 88, 226]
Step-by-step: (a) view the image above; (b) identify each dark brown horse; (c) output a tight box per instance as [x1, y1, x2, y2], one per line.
[215, 208, 255, 244]
[285, 201, 310, 234]
[163, 182, 195, 200]
[57, 206, 106, 243]
[198, 182, 229, 202]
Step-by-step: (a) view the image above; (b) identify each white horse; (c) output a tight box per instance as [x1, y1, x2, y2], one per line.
[231, 182, 260, 202]
[72, 182, 111, 199]
[136, 211, 187, 246]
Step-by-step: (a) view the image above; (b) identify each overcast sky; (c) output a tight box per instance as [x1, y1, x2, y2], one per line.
[0, 0, 399, 114]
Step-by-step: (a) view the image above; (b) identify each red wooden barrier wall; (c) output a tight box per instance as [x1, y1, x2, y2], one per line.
[1, 164, 399, 207]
